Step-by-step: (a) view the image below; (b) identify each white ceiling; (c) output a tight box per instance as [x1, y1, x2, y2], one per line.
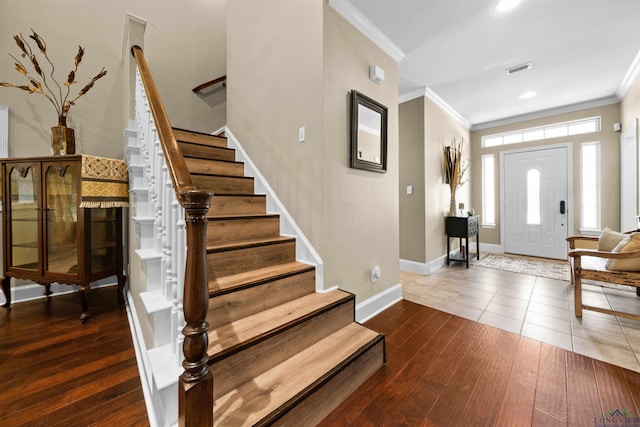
[335, 0, 640, 129]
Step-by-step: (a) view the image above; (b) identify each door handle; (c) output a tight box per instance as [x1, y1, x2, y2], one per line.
[560, 200, 566, 214]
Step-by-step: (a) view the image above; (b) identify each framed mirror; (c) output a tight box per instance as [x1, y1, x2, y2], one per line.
[350, 90, 388, 173]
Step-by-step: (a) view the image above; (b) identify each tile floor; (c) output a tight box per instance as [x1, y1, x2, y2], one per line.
[401, 259, 640, 372]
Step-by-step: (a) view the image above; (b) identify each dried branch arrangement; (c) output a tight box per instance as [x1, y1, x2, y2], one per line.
[444, 138, 468, 189]
[443, 137, 468, 214]
[0, 29, 107, 126]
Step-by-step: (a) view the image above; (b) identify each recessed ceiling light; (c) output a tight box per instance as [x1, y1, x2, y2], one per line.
[495, 0, 522, 14]
[519, 91, 537, 99]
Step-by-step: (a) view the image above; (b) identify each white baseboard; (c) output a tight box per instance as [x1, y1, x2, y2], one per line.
[470, 242, 503, 254]
[355, 284, 403, 323]
[399, 243, 504, 279]
[399, 256, 448, 276]
[125, 290, 159, 427]
[0, 278, 117, 306]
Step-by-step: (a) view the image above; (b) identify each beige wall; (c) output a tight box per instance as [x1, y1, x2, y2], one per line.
[470, 103, 621, 246]
[323, 3, 399, 302]
[399, 97, 425, 262]
[399, 95, 470, 265]
[227, 0, 400, 303]
[424, 96, 471, 262]
[0, 0, 226, 159]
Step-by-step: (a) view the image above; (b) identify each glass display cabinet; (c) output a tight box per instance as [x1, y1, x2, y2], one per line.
[1, 156, 127, 321]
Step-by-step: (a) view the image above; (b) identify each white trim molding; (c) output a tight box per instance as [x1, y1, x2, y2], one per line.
[355, 283, 403, 323]
[327, 0, 404, 62]
[400, 256, 448, 276]
[0, 106, 8, 158]
[618, 48, 640, 99]
[398, 87, 471, 130]
[424, 87, 471, 129]
[471, 96, 619, 131]
[121, 13, 147, 63]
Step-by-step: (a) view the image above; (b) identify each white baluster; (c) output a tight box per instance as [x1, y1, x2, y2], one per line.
[175, 205, 186, 363]
[133, 67, 188, 368]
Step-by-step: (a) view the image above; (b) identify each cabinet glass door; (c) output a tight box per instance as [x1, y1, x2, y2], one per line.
[44, 163, 78, 275]
[89, 208, 117, 274]
[8, 165, 39, 270]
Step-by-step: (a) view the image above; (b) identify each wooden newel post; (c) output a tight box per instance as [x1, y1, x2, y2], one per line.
[179, 190, 213, 427]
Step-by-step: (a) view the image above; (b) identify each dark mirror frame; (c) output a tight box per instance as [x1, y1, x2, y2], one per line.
[350, 90, 388, 173]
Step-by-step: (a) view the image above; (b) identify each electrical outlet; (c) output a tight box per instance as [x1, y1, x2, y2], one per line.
[371, 266, 381, 284]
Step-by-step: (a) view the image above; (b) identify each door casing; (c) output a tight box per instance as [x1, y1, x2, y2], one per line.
[499, 143, 573, 259]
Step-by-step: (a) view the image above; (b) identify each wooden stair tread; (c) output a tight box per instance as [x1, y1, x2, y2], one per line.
[207, 235, 295, 252]
[173, 128, 227, 147]
[207, 213, 279, 220]
[208, 261, 314, 295]
[207, 291, 352, 360]
[184, 156, 242, 166]
[213, 323, 382, 426]
[191, 172, 253, 179]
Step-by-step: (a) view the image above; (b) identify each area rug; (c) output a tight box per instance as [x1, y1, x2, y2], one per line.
[475, 254, 571, 281]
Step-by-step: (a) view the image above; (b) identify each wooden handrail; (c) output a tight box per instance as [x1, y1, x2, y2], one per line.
[131, 45, 213, 427]
[192, 75, 226, 94]
[131, 45, 203, 204]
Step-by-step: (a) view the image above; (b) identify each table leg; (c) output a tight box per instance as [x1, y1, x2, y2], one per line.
[78, 285, 90, 323]
[465, 236, 470, 268]
[1, 276, 11, 310]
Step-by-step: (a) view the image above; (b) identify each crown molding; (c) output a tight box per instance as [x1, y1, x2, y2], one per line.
[398, 88, 426, 104]
[399, 87, 471, 129]
[470, 95, 620, 131]
[617, 47, 640, 99]
[424, 87, 471, 129]
[327, 0, 404, 62]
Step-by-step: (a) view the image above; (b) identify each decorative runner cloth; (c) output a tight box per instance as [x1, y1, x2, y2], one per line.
[79, 155, 129, 208]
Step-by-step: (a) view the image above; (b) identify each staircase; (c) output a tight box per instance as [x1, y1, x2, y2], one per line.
[173, 128, 385, 426]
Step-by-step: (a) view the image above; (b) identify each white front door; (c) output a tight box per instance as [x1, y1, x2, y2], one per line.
[503, 146, 569, 259]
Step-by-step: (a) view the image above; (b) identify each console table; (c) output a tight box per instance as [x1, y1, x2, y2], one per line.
[445, 215, 479, 268]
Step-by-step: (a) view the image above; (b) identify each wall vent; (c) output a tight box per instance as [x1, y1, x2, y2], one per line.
[505, 62, 532, 75]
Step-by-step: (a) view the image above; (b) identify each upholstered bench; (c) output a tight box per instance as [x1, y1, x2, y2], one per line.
[567, 229, 640, 321]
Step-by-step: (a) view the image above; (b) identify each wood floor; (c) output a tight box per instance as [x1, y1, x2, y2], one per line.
[0, 285, 149, 427]
[320, 299, 640, 427]
[4, 280, 640, 426]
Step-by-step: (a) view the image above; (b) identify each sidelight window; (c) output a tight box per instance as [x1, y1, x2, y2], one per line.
[581, 142, 600, 231]
[482, 155, 495, 226]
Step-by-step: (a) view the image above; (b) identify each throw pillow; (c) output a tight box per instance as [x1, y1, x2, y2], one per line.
[606, 233, 640, 271]
[597, 227, 627, 252]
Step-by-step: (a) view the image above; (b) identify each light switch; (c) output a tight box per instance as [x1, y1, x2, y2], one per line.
[406, 185, 413, 195]
[298, 126, 305, 142]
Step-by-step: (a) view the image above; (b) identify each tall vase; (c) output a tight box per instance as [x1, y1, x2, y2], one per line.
[449, 194, 457, 217]
[51, 116, 75, 155]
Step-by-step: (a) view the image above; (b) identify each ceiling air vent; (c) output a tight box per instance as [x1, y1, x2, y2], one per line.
[505, 62, 532, 75]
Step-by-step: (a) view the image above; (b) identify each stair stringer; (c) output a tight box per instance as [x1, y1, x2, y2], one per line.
[224, 127, 325, 292]
[125, 110, 187, 427]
